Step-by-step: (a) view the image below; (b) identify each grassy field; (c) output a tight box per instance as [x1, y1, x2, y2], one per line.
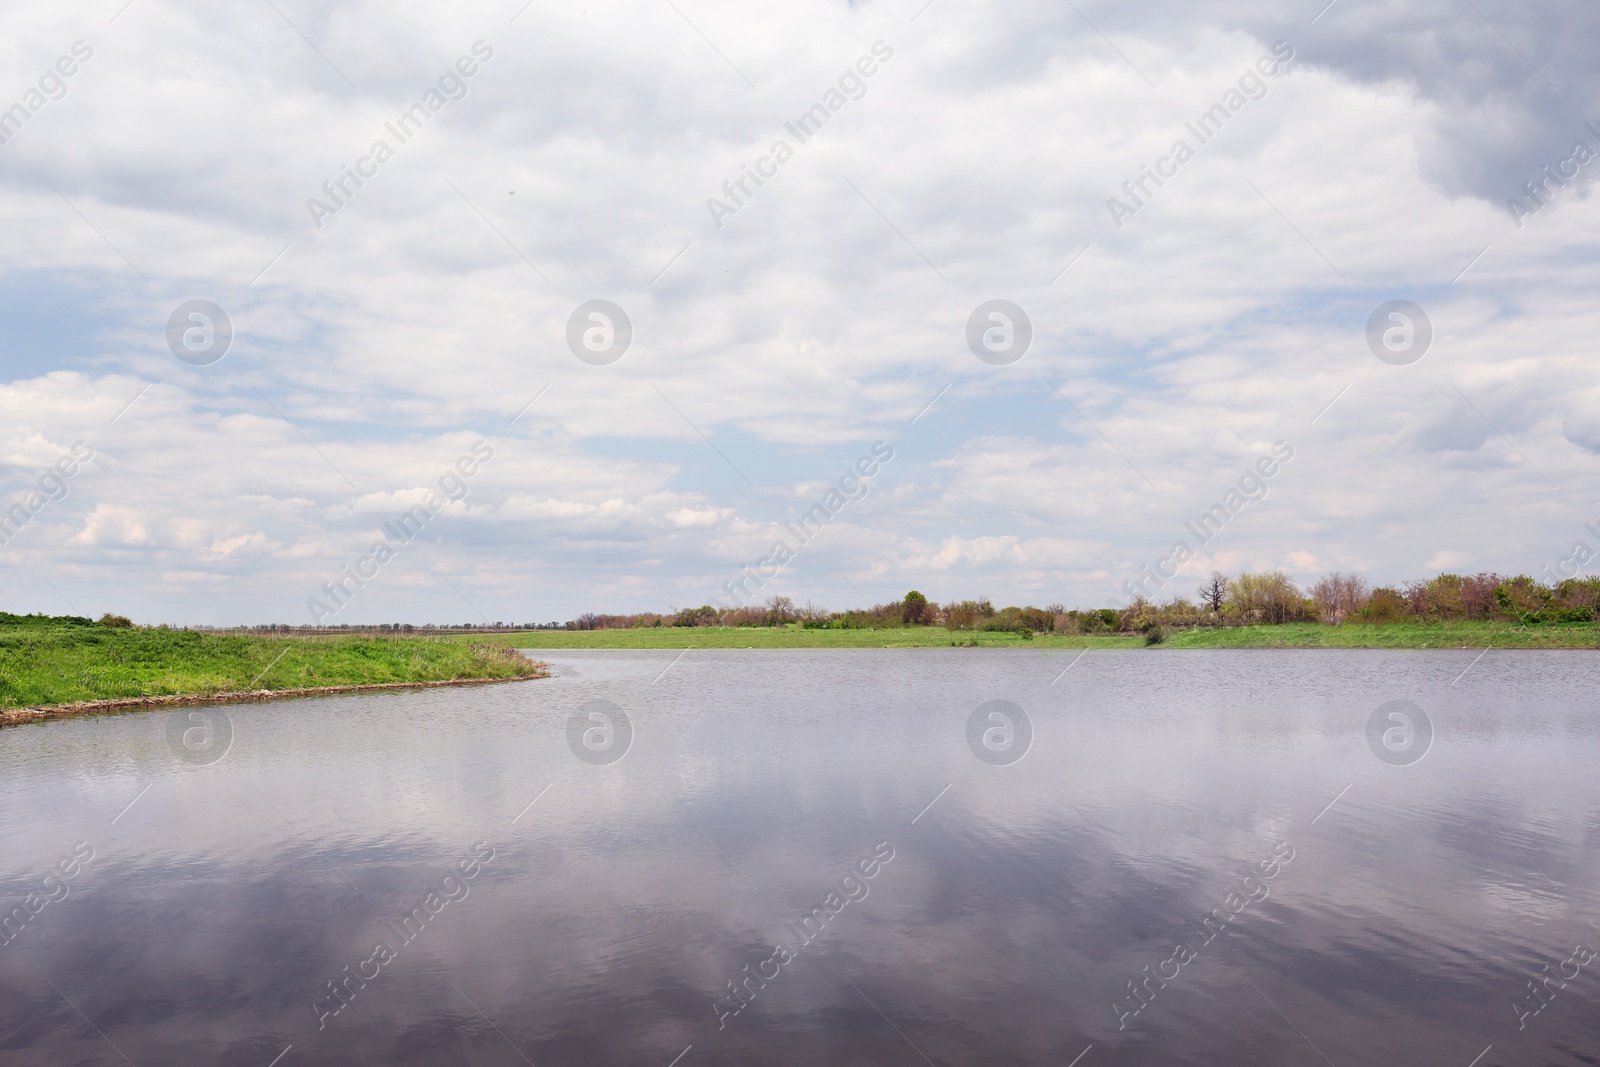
[449, 620, 1600, 650]
[453, 626, 1140, 649]
[0, 615, 543, 710]
[1163, 621, 1600, 649]
[8, 614, 1586, 713]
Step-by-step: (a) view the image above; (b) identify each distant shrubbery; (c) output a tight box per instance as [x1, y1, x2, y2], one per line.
[0, 612, 95, 628]
[560, 571, 1600, 635]
[1122, 570, 1600, 631]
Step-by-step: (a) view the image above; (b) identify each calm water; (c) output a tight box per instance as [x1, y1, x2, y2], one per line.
[1, 649, 1598, 1065]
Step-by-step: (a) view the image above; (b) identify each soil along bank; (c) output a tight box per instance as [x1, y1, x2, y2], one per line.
[0, 675, 545, 728]
[0, 614, 547, 723]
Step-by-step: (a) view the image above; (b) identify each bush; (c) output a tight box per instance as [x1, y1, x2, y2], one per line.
[97, 613, 133, 628]
[1493, 577, 1548, 623]
[837, 609, 899, 630]
[1355, 587, 1407, 623]
[1068, 608, 1120, 633]
[1226, 572, 1308, 624]
[944, 599, 996, 630]
[1143, 624, 1167, 645]
[1016, 606, 1054, 632]
[672, 605, 721, 627]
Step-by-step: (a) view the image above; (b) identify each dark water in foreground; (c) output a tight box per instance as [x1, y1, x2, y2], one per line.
[1, 649, 1598, 1065]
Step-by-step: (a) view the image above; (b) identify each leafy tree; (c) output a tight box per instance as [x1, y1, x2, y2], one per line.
[902, 590, 931, 625]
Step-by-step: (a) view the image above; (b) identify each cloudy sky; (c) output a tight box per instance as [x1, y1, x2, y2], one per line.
[1, 0, 1597, 625]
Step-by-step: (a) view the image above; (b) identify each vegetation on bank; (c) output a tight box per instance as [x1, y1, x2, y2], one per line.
[558, 571, 1600, 637]
[455, 619, 1600, 650]
[1161, 620, 1600, 649]
[462, 626, 1141, 649]
[0, 613, 542, 711]
[458, 570, 1600, 649]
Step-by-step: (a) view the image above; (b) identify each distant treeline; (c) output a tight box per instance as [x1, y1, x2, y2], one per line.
[566, 572, 1600, 638]
[11, 571, 1591, 637]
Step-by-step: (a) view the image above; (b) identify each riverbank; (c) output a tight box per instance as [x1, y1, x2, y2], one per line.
[447, 620, 1600, 649]
[0, 676, 539, 727]
[1163, 621, 1600, 648]
[0, 616, 546, 721]
[455, 627, 1138, 649]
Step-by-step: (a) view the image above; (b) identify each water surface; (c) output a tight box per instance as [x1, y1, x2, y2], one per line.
[1, 649, 1597, 1065]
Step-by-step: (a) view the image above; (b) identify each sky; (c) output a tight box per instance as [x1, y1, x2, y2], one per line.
[1, 0, 1598, 626]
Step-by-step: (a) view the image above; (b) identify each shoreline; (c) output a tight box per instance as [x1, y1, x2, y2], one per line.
[0, 671, 547, 729]
[446, 622, 1600, 651]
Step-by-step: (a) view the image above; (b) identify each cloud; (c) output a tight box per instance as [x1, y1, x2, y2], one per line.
[0, 0, 1595, 622]
[71, 504, 149, 546]
[1427, 549, 1474, 570]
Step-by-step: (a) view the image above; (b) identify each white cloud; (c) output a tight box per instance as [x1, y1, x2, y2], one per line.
[71, 504, 149, 546]
[0, 0, 1594, 622]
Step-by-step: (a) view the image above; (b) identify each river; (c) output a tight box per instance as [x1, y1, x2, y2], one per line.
[1, 649, 1596, 1064]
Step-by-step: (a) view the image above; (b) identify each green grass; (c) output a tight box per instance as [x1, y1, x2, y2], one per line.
[1162, 620, 1600, 649]
[8, 615, 1586, 711]
[0, 616, 542, 710]
[450, 619, 1600, 650]
[451, 626, 1141, 649]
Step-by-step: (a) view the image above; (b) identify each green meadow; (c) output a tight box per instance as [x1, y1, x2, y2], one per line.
[0, 614, 541, 711]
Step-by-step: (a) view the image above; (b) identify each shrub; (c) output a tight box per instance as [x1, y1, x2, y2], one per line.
[1070, 608, 1120, 633]
[97, 613, 133, 628]
[1355, 587, 1407, 623]
[1550, 577, 1600, 616]
[1226, 571, 1308, 624]
[943, 599, 996, 630]
[1493, 576, 1548, 623]
[672, 605, 721, 627]
[1016, 606, 1054, 632]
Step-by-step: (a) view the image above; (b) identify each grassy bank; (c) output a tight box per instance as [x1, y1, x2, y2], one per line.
[447, 620, 1600, 650]
[453, 626, 1140, 649]
[1161, 620, 1600, 649]
[0, 615, 544, 711]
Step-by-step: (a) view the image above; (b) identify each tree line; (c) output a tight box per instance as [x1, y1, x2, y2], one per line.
[565, 571, 1600, 636]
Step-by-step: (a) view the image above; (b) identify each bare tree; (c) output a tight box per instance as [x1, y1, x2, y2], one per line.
[1199, 572, 1227, 614]
[764, 595, 797, 626]
[798, 599, 831, 624]
[1309, 572, 1370, 623]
